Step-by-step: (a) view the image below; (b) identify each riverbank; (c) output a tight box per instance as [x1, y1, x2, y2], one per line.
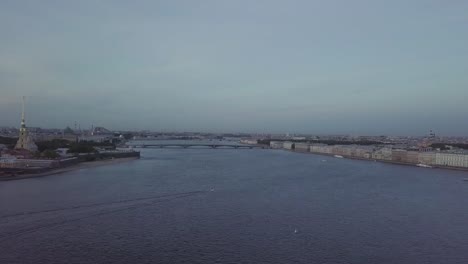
[0, 157, 139, 181]
[285, 149, 468, 172]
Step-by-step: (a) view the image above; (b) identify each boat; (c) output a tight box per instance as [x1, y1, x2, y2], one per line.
[334, 155, 344, 159]
[416, 163, 432, 168]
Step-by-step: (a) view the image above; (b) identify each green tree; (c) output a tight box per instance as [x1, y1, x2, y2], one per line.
[36, 139, 71, 152]
[67, 144, 96, 154]
[0, 136, 18, 149]
[41, 149, 60, 159]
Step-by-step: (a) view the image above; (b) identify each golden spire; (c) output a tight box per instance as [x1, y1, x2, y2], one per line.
[20, 96, 26, 130]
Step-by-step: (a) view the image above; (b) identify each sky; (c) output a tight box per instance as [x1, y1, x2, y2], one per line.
[1, 0, 467, 135]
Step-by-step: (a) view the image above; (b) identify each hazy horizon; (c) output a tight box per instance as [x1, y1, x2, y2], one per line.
[1, 1, 467, 136]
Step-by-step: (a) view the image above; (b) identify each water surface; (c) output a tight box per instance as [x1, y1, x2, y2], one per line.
[1, 148, 468, 263]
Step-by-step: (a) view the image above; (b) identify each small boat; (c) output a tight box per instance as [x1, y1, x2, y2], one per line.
[416, 163, 432, 168]
[334, 155, 344, 159]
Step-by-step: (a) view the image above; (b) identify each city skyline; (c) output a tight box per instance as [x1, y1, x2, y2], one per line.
[1, 1, 468, 135]
[0, 104, 463, 138]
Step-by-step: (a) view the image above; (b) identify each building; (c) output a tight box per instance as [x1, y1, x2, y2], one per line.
[14, 97, 38, 152]
[354, 146, 375, 159]
[418, 152, 436, 165]
[310, 144, 332, 154]
[0, 157, 79, 169]
[270, 141, 284, 149]
[0, 158, 57, 169]
[294, 143, 310, 152]
[283, 142, 295, 150]
[240, 139, 258, 145]
[56, 148, 71, 157]
[91, 126, 113, 136]
[435, 153, 468, 168]
[391, 149, 408, 162]
[405, 151, 420, 164]
[292, 136, 306, 140]
[78, 135, 111, 143]
[372, 147, 392, 161]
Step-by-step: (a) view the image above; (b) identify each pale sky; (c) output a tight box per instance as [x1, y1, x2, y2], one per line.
[1, 0, 467, 135]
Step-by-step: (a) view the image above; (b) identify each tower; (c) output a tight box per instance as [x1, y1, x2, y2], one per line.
[14, 96, 38, 152]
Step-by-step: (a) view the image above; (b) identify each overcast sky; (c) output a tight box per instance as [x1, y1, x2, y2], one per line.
[1, 0, 467, 135]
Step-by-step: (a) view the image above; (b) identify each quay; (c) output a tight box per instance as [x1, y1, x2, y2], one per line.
[270, 141, 468, 172]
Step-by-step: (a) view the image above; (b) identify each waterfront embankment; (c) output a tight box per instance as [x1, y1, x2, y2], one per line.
[285, 148, 468, 172]
[0, 156, 139, 181]
[0, 151, 140, 180]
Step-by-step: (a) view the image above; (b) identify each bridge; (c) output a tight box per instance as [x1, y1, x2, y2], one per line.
[126, 144, 268, 149]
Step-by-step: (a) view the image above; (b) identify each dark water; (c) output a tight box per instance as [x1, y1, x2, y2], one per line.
[1, 148, 468, 264]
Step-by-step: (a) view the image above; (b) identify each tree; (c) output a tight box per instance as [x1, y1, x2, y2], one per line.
[430, 143, 468, 150]
[0, 136, 18, 149]
[67, 144, 96, 154]
[41, 149, 60, 159]
[36, 139, 71, 152]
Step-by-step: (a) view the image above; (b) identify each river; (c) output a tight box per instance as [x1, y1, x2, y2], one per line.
[1, 146, 468, 263]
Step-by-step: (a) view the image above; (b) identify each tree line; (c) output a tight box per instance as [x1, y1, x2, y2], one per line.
[430, 143, 468, 150]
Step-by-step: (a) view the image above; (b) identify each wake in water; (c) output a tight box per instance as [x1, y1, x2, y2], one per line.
[0, 191, 206, 219]
[0, 191, 207, 242]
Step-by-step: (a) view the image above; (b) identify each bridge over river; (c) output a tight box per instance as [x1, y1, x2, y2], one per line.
[126, 143, 268, 149]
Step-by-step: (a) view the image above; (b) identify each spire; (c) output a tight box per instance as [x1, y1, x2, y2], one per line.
[15, 96, 38, 152]
[20, 96, 26, 130]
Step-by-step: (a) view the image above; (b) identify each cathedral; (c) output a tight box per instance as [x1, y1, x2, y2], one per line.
[14, 96, 38, 152]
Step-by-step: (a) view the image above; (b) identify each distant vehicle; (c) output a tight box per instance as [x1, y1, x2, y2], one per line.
[416, 163, 432, 168]
[334, 155, 344, 158]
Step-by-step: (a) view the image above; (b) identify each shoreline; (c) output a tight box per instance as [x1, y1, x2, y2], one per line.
[0, 157, 139, 181]
[284, 149, 468, 172]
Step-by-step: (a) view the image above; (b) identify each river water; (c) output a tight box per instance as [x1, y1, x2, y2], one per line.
[1, 146, 468, 263]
